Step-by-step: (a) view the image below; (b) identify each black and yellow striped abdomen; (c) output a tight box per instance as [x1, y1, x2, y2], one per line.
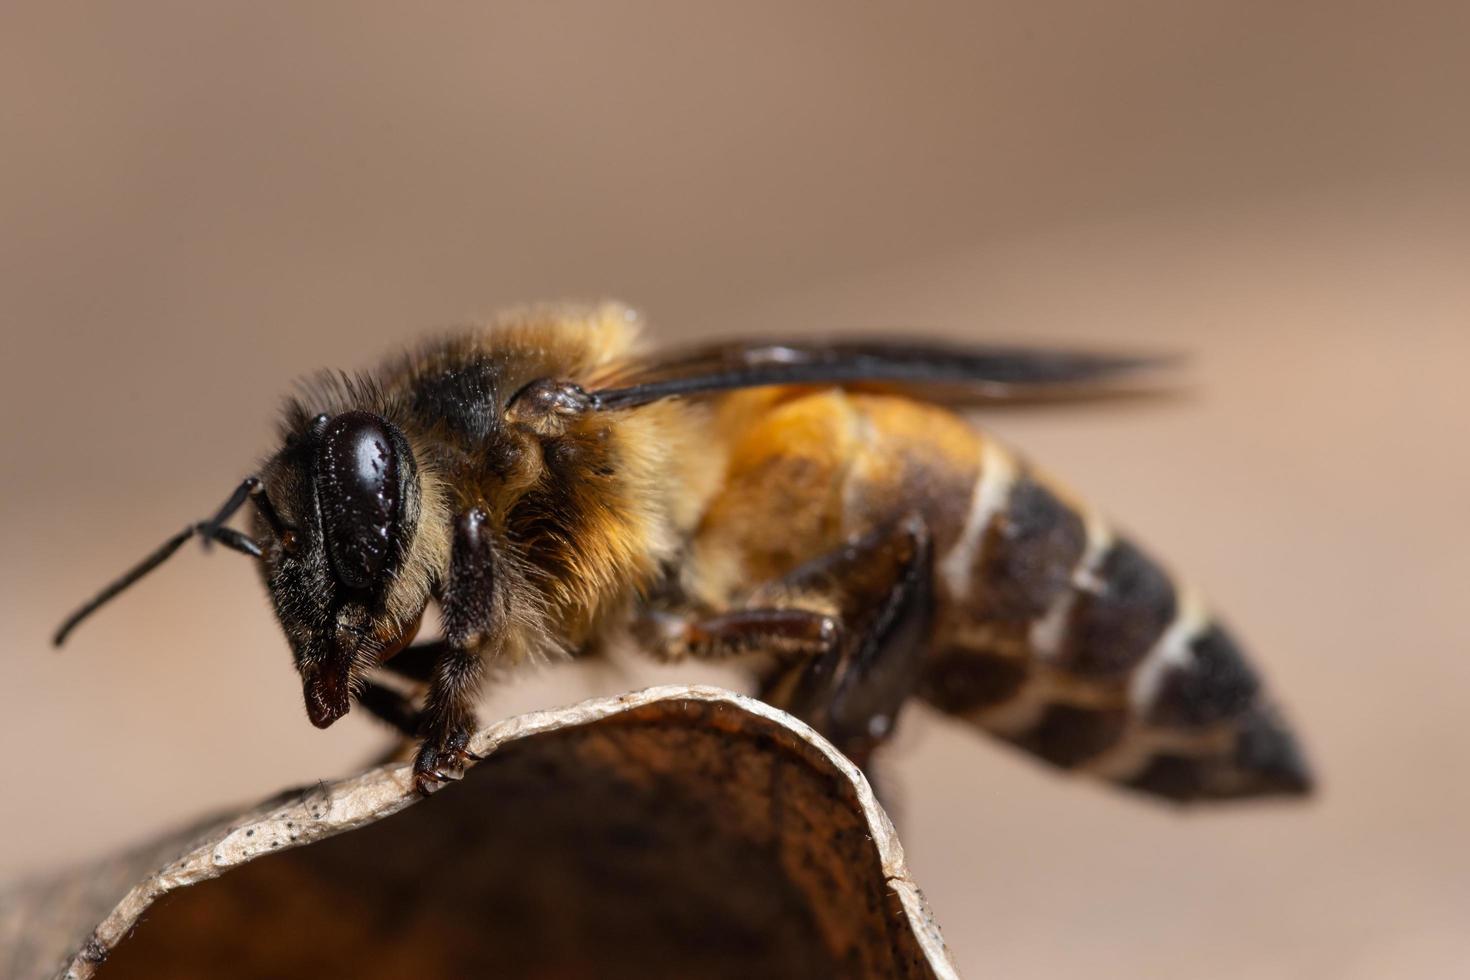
[693, 387, 1311, 803]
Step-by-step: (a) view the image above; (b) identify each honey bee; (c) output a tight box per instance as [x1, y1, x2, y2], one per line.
[56, 302, 1312, 801]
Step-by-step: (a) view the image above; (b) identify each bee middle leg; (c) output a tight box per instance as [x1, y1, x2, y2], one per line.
[355, 680, 422, 737]
[377, 640, 446, 682]
[639, 608, 844, 663]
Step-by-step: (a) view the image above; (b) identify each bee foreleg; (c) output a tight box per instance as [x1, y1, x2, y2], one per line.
[412, 645, 486, 795]
[412, 508, 497, 796]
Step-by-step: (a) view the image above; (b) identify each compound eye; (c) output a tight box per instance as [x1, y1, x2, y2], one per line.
[316, 411, 404, 591]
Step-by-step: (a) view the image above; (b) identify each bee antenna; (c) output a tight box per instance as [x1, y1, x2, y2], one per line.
[53, 478, 266, 648]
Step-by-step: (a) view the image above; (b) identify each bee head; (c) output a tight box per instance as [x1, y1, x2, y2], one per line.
[258, 410, 434, 728]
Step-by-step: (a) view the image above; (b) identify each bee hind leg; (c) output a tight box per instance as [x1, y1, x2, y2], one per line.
[758, 516, 935, 770]
[644, 516, 935, 771]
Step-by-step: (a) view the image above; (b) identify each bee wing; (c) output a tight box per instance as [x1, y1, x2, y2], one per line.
[589, 338, 1178, 410]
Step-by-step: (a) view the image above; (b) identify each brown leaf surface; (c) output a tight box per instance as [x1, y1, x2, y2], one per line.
[0, 686, 958, 980]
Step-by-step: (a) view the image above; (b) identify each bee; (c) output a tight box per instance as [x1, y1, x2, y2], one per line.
[56, 302, 1312, 801]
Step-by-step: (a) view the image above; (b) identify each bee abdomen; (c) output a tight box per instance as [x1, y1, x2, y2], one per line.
[926, 442, 1312, 803]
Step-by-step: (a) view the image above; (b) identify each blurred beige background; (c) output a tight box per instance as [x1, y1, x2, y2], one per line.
[3, 3, 1468, 977]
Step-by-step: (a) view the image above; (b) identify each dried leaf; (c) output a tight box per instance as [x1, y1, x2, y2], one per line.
[1, 686, 958, 979]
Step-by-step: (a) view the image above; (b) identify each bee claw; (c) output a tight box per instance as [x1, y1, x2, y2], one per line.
[412, 771, 451, 797]
[411, 747, 462, 796]
[411, 726, 481, 797]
